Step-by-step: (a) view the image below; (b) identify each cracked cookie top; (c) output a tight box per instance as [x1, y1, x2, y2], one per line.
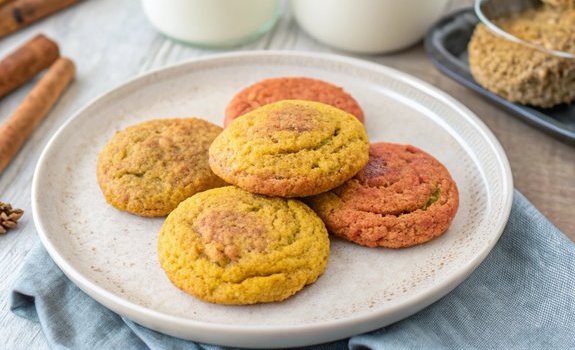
[209, 100, 369, 197]
[306, 143, 459, 249]
[157, 186, 330, 305]
[224, 77, 364, 126]
[96, 118, 226, 217]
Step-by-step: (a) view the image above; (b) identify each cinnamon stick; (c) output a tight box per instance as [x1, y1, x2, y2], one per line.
[0, 34, 59, 99]
[0, 57, 75, 174]
[0, 0, 79, 38]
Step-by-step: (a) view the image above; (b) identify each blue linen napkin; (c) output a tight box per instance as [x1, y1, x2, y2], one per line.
[10, 190, 575, 349]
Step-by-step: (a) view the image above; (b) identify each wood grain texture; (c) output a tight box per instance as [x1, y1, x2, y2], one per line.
[0, 0, 572, 348]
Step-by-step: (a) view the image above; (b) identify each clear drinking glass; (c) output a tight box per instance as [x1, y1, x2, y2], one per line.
[475, 0, 574, 59]
[291, 0, 449, 54]
[142, 0, 281, 48]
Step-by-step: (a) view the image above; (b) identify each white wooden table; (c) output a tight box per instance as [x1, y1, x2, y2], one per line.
[1, 0, 573, 348]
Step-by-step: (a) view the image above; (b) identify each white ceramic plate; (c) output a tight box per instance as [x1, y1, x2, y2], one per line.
[32, 52, 513, 348]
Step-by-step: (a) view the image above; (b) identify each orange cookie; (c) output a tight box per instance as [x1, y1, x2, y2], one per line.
[224, 77, 364, 126]
[307, 143, 459, 248]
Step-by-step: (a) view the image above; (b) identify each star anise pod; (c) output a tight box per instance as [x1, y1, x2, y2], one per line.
[0, 202, 23, 234]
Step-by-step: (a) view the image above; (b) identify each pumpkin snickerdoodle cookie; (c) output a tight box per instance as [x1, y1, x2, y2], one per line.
[224, 77, 364, 126]
[307, 143, 459, 248]
[209, 100, 369, 198]
[157, 186, 330, 305]
[97, 118, 226, 217]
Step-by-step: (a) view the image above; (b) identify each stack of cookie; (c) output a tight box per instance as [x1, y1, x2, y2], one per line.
[96, 77, 459, 305]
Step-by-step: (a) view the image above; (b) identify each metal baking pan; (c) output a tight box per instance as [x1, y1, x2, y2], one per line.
[424, 8, 575, 145]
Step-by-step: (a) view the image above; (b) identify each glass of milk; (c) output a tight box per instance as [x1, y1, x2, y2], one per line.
[292, 0, 449, 54]
[142, 0, 280, 47]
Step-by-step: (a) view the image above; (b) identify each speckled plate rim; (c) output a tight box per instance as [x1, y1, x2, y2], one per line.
[32, 51, 513, 348]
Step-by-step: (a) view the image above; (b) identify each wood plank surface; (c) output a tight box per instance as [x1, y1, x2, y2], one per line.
[0, 0, 572, 348]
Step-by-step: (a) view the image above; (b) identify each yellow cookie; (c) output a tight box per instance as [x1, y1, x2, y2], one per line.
[97, 118, 226, 217]
[157, 186, 330, 305]
[209, 100, 369, 197]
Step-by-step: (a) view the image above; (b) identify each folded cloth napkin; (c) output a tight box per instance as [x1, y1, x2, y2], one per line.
[10, 190, 575, 349]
